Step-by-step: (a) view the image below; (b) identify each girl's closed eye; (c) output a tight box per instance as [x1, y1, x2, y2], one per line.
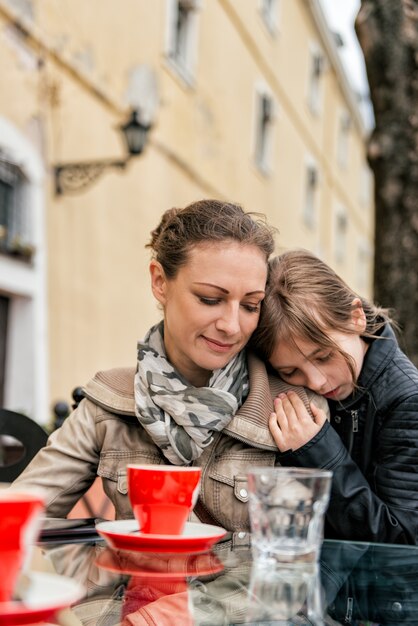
[279, 369, 297, 379]
[316, 352, 333, 363]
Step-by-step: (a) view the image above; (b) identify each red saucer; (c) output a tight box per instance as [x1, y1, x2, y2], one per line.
[96, 520, 227, 553]
[0, 571, 84, 626]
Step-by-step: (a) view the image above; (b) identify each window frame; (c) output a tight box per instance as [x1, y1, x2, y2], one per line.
[356, 239, 372, 295]
[307, 44, 325, 116]
[302, 157, 319, 229]
[259, 0, 281, 36]
[165, 0, 201, 85]
[253, 83, 277, 175]
[0, 116, 48, 424]
[336, 110, 351, 169]
[333, 203, 348, 264]
[0, 156, 33, 262]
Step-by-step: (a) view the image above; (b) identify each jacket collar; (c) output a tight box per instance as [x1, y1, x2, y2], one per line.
[83, 353, 280, 450]
[223, 351, 277, 450]
[331, 322, 397, 410]
[83, 350, 325, 452]
[359, 323, 397, 387]
[84, 366, 135, 415]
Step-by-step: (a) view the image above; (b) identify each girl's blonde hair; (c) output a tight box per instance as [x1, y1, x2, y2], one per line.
[251, 249, 392, 383]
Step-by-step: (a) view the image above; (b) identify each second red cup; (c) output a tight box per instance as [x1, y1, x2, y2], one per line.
[0, 492, 45, 602]
[127, 464, 201, 535]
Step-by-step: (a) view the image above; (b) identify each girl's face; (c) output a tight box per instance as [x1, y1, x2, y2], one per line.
[269, 308, 369, 401]
[150, 241, 268, 387]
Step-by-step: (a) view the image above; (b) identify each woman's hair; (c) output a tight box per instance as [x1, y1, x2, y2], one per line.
[147, 199, 276, 278]
[251, 249, 392, 383]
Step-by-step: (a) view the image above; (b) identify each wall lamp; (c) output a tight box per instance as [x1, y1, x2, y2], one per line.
[54, 109, 151, 195]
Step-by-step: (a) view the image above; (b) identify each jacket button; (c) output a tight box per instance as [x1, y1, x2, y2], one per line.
[334, 415, 341, 424]
[240, 488, 248, 498]
[391, 602, 403, 612]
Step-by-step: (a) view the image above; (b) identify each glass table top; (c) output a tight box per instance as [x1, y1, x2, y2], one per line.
[21, 529, 418, 625]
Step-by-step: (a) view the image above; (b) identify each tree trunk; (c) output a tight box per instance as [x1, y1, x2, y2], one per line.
[356, 0, 418, 364]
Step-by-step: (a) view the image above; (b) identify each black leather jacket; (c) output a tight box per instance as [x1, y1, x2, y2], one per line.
[320, 540, 418, 624]
[279, 323, 418, 544]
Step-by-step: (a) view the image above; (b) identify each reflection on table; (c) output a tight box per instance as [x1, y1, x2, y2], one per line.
[25, 531, 418, 626]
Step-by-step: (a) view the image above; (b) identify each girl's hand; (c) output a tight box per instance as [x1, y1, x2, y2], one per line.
[269, 391, 327, 452]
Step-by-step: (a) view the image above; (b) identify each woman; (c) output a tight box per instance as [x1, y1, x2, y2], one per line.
[13, 200, 324, 531]
[251, 248, 418, 544]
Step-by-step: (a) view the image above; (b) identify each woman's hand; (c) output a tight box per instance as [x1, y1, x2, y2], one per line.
[269, 391, 327, 452]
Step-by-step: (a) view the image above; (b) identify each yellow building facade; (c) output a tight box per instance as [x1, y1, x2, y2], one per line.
[0, 0, 374, 423]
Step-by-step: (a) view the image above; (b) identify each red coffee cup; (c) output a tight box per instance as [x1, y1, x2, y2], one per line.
[0, 491, 45, 602]
[127, 465, 201, 535]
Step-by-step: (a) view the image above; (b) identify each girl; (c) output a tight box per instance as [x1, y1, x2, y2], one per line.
[251, 249, 418, 544]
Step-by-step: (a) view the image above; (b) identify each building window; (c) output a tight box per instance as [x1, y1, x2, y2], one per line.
[0, 157, 33, 262]
[356, 240, 372, 295]
[303, 162, 319, 229]
[254, 90, 275, 174]
[307, 48, 324, 115]
[259, 0, 280, 35]
[359, 163, 373, 207]
[334, 205, 348, 263]
[166, 0, 200, 83]
[0, 117, 47, 422]
[337, 111, 351, 169]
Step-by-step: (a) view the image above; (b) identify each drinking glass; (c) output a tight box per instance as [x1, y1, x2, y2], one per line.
[247, 467, 332, 564]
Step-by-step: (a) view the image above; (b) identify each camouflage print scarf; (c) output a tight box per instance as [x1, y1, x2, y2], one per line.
[134, 321, 249, 465]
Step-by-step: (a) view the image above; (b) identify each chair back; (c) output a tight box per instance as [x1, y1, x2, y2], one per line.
[0, 408, 48, 483]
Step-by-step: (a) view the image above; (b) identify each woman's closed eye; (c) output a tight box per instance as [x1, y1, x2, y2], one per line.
[242, 302, 261, 313]
[199, 297, 220, 306]
[199, 296, 261, 313]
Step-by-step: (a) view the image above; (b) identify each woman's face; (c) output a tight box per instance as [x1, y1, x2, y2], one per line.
[269, 329, 369, 402]
[150, 241, 268, 386]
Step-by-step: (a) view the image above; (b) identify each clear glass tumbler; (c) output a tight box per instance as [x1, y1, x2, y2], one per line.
[247, 467, 333, 564]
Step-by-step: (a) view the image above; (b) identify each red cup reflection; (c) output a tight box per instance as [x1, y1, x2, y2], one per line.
[96, 547, 224, 626]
